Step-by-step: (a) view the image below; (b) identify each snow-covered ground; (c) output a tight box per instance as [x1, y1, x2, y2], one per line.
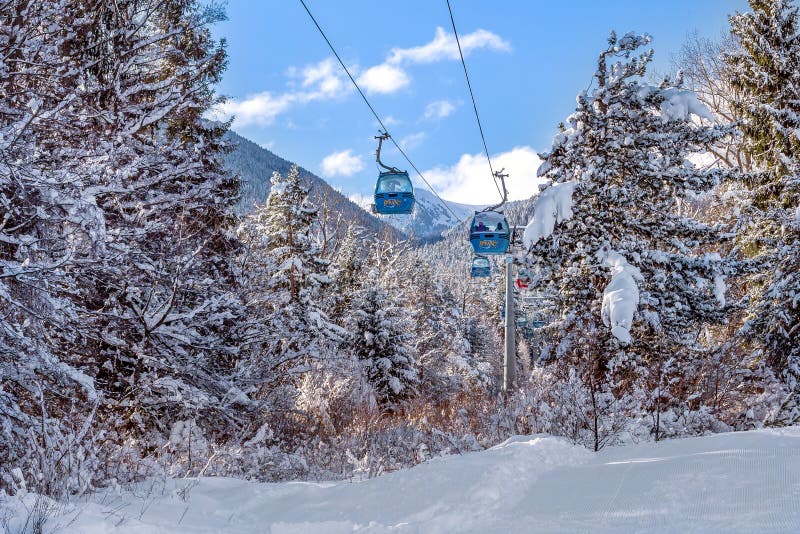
[4, 427, 800, 533]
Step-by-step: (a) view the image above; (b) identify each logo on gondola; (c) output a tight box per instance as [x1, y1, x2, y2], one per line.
[479, 239, 497, 248]
[384, 199, 402, 207]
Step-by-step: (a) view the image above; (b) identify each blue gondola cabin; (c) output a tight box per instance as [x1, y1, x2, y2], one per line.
[471, 256, 491, 278]
[469, 211, 510, 255]
[374, 171, 414, 215]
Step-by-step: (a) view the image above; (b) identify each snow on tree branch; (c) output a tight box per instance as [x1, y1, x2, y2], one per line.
[638, 86, 714, 122]
[523, 181, 577, 249]
[597, 247, 642, 344]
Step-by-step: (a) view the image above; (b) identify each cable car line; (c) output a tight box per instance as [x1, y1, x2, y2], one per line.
[298, 0, 521, 391]
[386, 136, 463, 222]
[444, 1, 512, 255]
[445, 0, 504, 202]
[297, 0, 462, 223]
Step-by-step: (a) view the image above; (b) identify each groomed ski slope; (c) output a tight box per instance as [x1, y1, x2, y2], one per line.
[6, 427, 800, 533]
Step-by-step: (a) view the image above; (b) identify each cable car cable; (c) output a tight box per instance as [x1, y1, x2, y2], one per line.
[297, 0, 463, 223]
[445, 0, 504, 202]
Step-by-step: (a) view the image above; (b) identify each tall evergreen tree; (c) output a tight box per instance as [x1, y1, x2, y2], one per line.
[526, 32, 737, 433]
[725, 0, 800, 408]
[238, 166, 341, 397]
[346, 268, 418, 411]
[406, 261, 445, 374]
[1, 0, 105, 493]
[327, 224, 368, 322]
[726, 0, 800, 175]
[72, 0, 243, 443]
[1, 0, 244, 492]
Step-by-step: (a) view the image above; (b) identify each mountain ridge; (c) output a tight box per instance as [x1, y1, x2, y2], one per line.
[222, 130, 403, 243]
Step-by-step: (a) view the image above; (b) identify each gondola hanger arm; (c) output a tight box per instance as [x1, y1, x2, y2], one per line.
[375, 131, 402, 173]
[485, 168, 509, 212]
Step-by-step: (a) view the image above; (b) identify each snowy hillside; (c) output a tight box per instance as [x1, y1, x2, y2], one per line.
[223, 131, 402, 241]
[6, 427, 799, 533]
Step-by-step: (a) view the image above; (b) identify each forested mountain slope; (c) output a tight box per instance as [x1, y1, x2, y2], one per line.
[223, 131, 403, 243]
[224, 130, 483, 241]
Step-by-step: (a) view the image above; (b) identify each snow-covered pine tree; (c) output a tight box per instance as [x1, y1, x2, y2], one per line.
[238, 166, 341, 397]
[405, 261, 445, 377]
[346, 268, 419, 411]
[726, 0, 800, 176]
[73, 0, 244, 450]
[724, 0, 800, 417]
[525, 32, 737, 436]
[413, 237, 501, 392]
[443, 276, 496, 393]
[327, 224, 369, 323]
[0, 0, 110, 494]
[418, 252, 498, 396]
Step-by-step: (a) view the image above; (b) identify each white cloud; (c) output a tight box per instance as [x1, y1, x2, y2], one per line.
[211, 28, 510, 126]
[357, 64, 410, 95]
[298, 58, 350, 99]
[210, 59, 351, 127]
[424, 146, 546, 205]
[353, 27, 510, 97]
[321, 149, 365, 177]
[399, 131, 426, 151]
[210, 92, 293, 127]
[424, 100, 456, 120]
[387, 27, 511, 65]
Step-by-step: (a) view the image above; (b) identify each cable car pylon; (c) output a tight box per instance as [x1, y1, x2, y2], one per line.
[504, 253, 516, 394]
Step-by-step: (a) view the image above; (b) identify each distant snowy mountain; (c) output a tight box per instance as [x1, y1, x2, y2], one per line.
[352, 187, 485, 241]
[387, 188, 483, 241]
[222, 131, 402, 242]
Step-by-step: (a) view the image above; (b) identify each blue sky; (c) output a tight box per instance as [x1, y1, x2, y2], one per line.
[211, 0, 748, 205]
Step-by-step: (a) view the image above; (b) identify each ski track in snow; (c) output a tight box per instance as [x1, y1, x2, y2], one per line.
[5, 428, 800, 533]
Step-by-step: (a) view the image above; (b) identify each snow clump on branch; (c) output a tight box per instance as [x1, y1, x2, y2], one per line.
[523, 180, 577, 249]
[597, 247, 642, 344]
